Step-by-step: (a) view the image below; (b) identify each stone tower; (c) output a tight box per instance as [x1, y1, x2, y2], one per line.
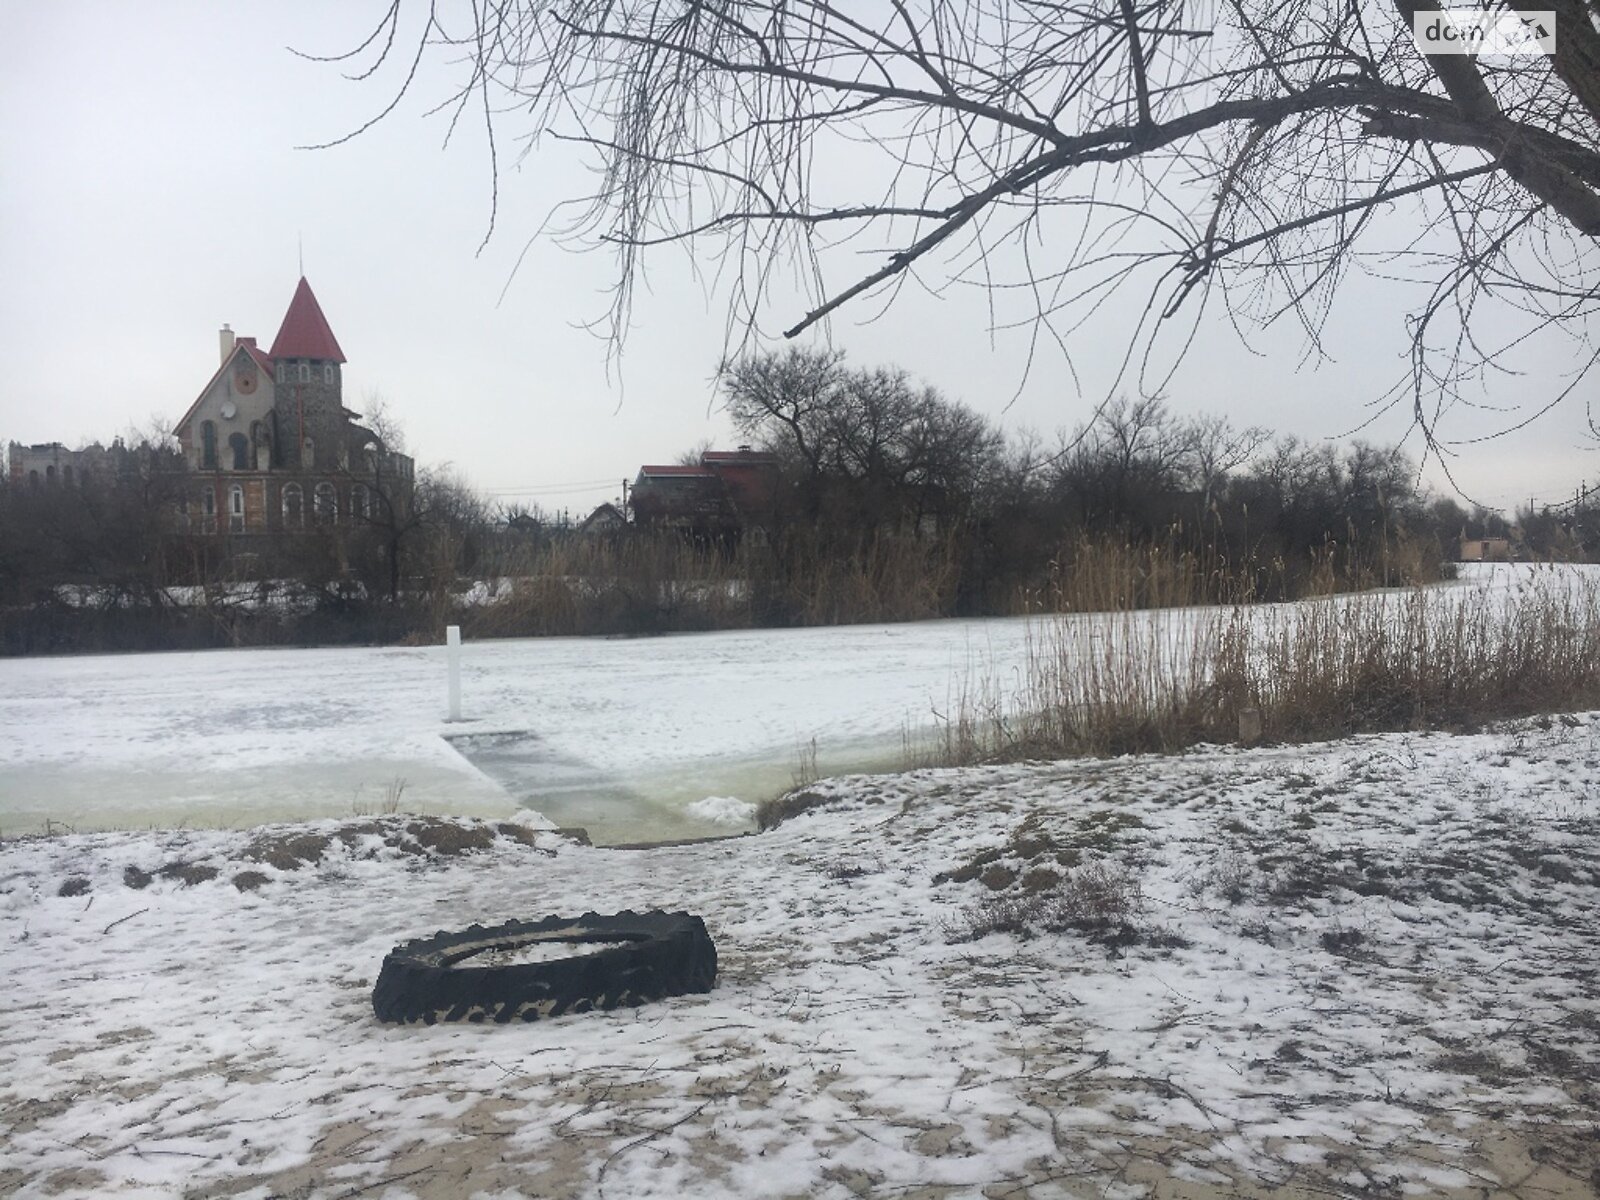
[268, 277, 348, 471]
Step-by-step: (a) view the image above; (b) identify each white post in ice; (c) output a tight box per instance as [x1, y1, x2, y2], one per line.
[446, 624, 462, 722]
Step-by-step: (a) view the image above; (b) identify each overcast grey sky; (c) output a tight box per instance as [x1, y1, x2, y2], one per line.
[2, 1, 1595, 517]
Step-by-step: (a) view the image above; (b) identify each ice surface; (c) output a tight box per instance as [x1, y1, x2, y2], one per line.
[0, 616, 1039, 842]
[2, 561, 1591, 844]
[685, 794, 760, 826]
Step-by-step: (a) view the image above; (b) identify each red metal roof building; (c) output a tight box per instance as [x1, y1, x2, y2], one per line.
[629, 448, 779, 542]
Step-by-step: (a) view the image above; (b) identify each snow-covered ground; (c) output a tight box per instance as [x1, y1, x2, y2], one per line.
[2, 715, 1596, 1198]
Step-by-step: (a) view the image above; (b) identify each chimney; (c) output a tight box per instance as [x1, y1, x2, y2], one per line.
[219, 323, 235, 365]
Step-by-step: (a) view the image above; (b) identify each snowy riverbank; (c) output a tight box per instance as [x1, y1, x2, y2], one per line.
[3, 713, 1596, 1198]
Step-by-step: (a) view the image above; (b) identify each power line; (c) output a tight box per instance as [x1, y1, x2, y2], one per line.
[480, 476, 618, 490]
[480, 479, 621, 497]
[1474, 483, 1594, 507]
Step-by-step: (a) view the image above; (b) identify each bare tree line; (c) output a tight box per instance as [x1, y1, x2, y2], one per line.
[5, 344, 1594, 653]
[719, 346, 1521, 612]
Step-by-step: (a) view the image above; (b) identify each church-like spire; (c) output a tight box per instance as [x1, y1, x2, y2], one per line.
[269, 277, 346, 363]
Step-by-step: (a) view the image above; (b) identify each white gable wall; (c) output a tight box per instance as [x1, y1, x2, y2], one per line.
[178, 346, 277, 469]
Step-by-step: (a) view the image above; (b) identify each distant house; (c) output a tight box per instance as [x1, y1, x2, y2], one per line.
[7, 441, 129, 488]
[629, 465, 724, 530]
[629, 447, 778, 543]
[6, 280, 414, 546]
[1458, 536, 1512, 562]
[170, 277, 413, 536]
[578, 502, 629, 536]
[7, 438, 186, 497]
[506, 509, 544, 536]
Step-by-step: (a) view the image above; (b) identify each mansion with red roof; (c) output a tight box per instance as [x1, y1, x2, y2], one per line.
[170, 277, 412, 535]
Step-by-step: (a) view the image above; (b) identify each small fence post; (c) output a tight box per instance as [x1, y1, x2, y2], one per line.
[1238, 705, 1262, 746]
[446, 624, 462, 722]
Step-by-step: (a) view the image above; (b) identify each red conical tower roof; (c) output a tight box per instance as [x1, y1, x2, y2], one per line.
[269, 276, 346, 363]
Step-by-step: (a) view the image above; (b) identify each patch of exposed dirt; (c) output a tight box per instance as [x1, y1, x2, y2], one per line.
[159, 862, 219, 886]
[100, 818, 561, 893]
[244, 816, 552, 873]
[756, 789, 831, 831]
[244, 831, 335, 871]
[404, 819, 494, 856]
[934, 808, 1147, 887]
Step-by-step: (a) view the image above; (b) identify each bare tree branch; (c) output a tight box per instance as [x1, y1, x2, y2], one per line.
[307, 0, 1600, 445]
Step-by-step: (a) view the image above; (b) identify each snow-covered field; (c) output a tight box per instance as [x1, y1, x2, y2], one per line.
[2, 715, 1596, 1198]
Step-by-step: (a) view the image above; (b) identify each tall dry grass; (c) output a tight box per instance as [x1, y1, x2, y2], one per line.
[773, 532, 962, 626]
[931, 566, 1600, 764]
[460, 529, 965, 638]
[1019, 527, 1453, 616]
[461, 537, 751, 638]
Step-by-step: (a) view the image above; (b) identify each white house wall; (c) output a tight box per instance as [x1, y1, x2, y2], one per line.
[181, 347, 277, 468]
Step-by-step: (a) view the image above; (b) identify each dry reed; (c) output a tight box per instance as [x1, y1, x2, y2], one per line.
[461, 529, 965, 638]
[933, 566, 1600, 763]
[1019, 528, 1452, 617]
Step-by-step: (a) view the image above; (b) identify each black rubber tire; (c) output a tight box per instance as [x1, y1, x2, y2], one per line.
[371, 910, 718, 1025]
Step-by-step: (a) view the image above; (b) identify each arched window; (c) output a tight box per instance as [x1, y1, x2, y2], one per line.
[351, 483, 371, 521]
[229, 485, 245, 533]
[323, 363, 334, 384]
[281, 482, 304, 530]
[28, 470, 39, 487]
[199, 489, 217, 533]
[250, 421, 270, 470]
[200, 420, 218, 469]
[228, 432, 249, 471]
[45, 465, 56, 483]
[314, 482, 337, 524]
[302, 436, 315, 469]
[277, 360, 289, 384]
[298, 362, 310, 383]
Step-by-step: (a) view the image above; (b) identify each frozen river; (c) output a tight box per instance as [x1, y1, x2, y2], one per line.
[0, 617, 1040, 844]
[3, 563, 1578, 844]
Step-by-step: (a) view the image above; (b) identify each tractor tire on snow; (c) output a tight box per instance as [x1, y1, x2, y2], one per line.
[371, 910, 718, 1024]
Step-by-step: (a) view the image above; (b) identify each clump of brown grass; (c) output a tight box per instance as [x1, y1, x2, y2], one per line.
[944, 858, 1146, 943]
[939, 566, 1600, 763]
